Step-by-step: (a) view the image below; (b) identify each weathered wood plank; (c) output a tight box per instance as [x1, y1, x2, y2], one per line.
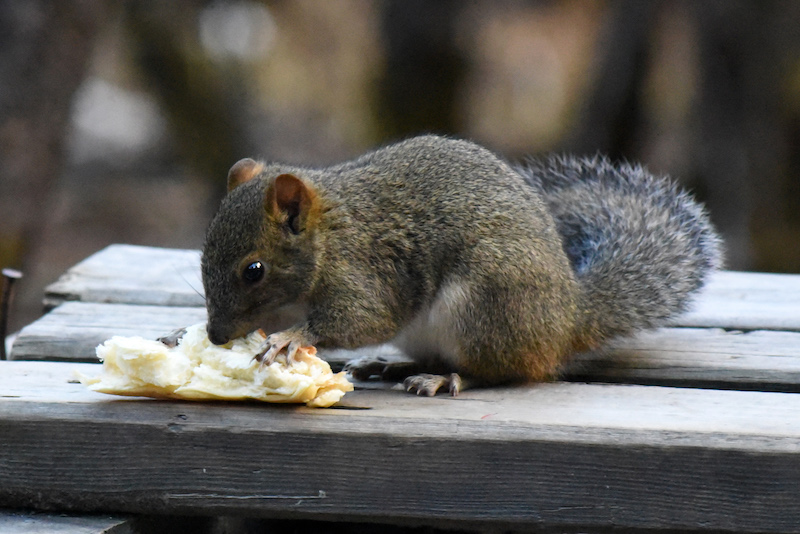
[695, 269, 800, 302]
[675, 270, 800, 331]
[12, 302, 800, 392]
[568, 327, 800, 391]
[677, 298, 800, 331]
[9, 302, 206, 362]
[1, 360, 799, 533]
[0, 510, 131, 534]
[42, 244, 800, 330]
[43, 244, 205, 309]
[8, 301, 397, 368]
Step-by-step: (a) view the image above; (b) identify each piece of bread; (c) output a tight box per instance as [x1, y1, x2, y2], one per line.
[80, 323, 353, 408]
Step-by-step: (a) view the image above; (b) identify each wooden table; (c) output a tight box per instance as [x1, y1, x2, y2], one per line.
[3, 244, 800, 533]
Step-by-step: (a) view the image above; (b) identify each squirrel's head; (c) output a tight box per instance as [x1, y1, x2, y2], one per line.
[202, 158, 323, 345]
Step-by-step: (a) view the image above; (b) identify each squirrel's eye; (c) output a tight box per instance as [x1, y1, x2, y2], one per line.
[242, 261, 265, 283]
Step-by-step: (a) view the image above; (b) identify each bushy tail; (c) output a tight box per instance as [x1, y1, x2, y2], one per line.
[517, 155, 723, 344]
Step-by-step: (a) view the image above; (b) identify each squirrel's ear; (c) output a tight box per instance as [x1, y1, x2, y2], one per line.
[227, 158, 264, 191]
[265, 173, 319, 234]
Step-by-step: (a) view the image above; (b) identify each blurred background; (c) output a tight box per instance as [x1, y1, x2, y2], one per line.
[2, 0, 800, 333]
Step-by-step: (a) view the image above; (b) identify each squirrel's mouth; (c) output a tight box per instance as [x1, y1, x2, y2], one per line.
[209, 300, 311, 346]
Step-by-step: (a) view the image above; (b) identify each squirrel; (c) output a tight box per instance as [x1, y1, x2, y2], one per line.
[199, 135, 722, 396]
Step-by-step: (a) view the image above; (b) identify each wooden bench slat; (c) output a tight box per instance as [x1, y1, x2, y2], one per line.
[0, 510, 130, 534]
[1, 360, 799, 533]
[43, 244, 205, 309]
[676, 298, 800, 331]
[674, 270, 800, 331]
[42, 244, 800, 331]
[15, 243, 800, 533]
[695, 270, 800, 302]
[569, 327, 800, 390]
[9, 302, 206, 362]
[12, 302, 800, 391]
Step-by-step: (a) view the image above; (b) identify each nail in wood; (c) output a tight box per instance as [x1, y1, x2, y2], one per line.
[0, 268, 23, 360]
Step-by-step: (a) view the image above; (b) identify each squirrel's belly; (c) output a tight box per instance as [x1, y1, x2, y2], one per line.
[391, 279, 468, 368]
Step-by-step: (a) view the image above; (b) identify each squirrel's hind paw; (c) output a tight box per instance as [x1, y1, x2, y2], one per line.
[343, 357, 464, 396]
[403, 373, 462, 397]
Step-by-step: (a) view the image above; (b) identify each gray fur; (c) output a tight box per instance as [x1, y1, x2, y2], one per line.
[516, 154, 723, 340]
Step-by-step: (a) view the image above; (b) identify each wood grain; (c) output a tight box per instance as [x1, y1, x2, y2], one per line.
[14, 244, 800, 532]
[12, 302, 800, 392]
[1, 360, 799, 533]
[568, 327, 800, 391]
[43, 244, 205, 309]
[42, 245, 800, 330]
[675, 270, 800, 331]
[9, 302, 206, 362]
[0, 510, 130, 534]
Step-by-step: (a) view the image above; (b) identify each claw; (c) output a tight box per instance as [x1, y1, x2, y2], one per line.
[404, 373, 462, 397]
[253, 331, 304, 366]
[255, 340, 283, 366]
[252, 344, 270, 364]
[447, 373, 462, 397]
[285, 340, 302, 362]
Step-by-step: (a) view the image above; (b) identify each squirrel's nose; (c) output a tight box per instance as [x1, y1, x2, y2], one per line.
[207, 327, 230, 346]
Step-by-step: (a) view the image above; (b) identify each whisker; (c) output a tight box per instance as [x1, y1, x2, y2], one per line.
[172, 256, 206, 302]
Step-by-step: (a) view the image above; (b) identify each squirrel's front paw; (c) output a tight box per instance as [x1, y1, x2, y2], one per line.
[157, 327, 187, 348]
[343, 357, 389, 381]
[254, 330, 307, 365]
[403, 373, 462, 397]
[344, 357, 420, 381]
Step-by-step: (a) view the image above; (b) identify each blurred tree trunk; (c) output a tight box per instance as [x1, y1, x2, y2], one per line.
[567, 0, 662, 159]
[567, 0, 800, 270]
[688, 1, 763, 269]
[125, 0, 255, 201]
[376, 0, 468, 140]
[691, 0, 800, 271]
[0, 0, 106, 270]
